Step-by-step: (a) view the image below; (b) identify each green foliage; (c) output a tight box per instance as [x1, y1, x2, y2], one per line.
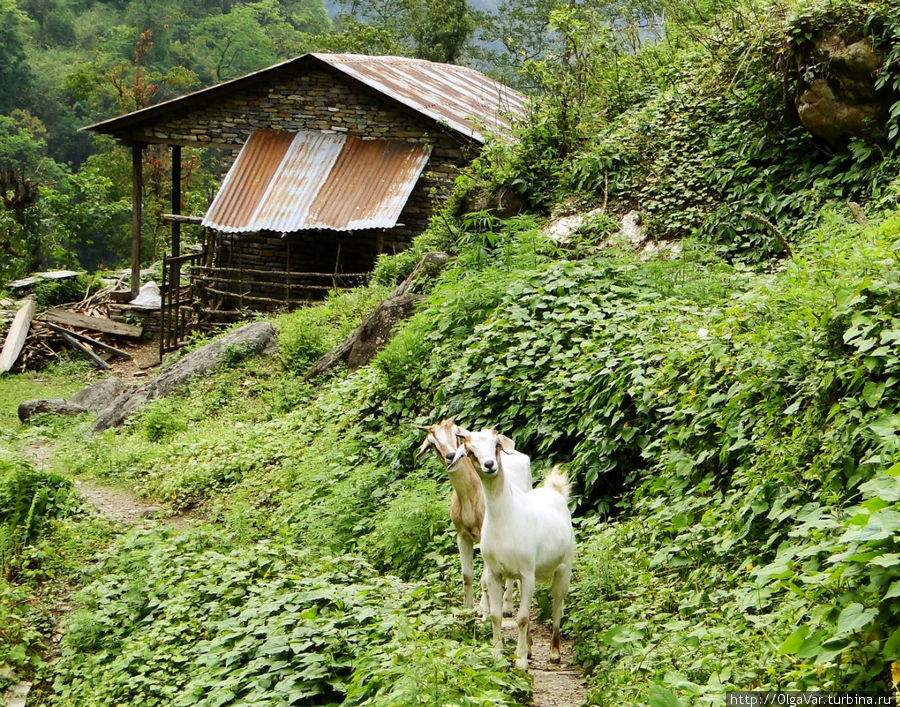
[32, 273, 99, 309]
[276, 285, 388, 375]
[0, 452, 77, 579]
[52, 528, 527, 706]
[0, 581, 42, 693]
[365, 476, 455, 578]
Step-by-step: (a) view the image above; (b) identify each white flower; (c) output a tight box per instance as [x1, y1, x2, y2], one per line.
[697, 327, 710, 340]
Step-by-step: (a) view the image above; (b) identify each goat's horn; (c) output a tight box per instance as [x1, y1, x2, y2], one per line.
[414, 424, 430, 431]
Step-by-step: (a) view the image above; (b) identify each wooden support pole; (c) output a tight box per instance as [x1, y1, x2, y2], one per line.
[171, 144, 181, 258]
[131, 143, 144, 298]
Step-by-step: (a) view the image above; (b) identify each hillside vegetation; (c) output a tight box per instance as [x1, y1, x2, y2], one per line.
[4, 0, 900, 704]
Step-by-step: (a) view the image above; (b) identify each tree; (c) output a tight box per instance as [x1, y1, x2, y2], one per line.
[335, 0, 475, 63]
[0, 0, 35, 114]
[409, 0, 475, 63]
[190, 1, 290, 81]
[0, 110, 65, 278]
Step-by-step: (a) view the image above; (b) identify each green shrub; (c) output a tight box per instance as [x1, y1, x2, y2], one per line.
[137, 399, 188, 442]
[52, 529, 529, 707]
[33, 274, 96, 309]
[0, 452, 77, 579]
[0, 581, 43, 693]
[364, 477, 455, 579]
[276, 287, 388, 375]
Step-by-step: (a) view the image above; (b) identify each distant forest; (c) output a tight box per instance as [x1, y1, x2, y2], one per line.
[0, 0, 655, 283]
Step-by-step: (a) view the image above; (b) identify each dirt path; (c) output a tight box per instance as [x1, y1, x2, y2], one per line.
[502, 615, 588, 707]
[21, 441, 190, 527]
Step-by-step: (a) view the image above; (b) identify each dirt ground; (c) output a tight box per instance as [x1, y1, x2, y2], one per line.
[21, 440, 192, 528]
[501, 615, 589, 707]
[105, 337, 163, 379]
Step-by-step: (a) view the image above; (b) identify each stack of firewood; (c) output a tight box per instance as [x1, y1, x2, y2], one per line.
[1, 283, 144, 372]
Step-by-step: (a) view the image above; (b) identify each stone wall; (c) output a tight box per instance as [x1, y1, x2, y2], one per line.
[131, 66, 473, 308]
[138, 67, 472, 224]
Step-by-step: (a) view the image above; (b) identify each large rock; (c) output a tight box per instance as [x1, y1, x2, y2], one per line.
[795, 33, 891, 144]
[90, 322, 277, 434]
[18, 398, 87, 422]
[70, 377, 130, 413]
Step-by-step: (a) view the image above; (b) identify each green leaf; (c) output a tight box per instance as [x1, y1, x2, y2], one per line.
[869, 553, 900, 569]
[859, 474, 900, 503]
[649, 684, 682, 707]
[834, 603, 877, 637]
[884, 627, 900, 660]
[779, 625, 809, 655]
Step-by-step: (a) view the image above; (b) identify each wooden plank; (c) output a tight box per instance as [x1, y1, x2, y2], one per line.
[56, 329, 111, 371]
[0, 299, 36, 373]
[160, 213, 203, 224]
[43, 308, 143, 338]
[45, 323, 132, 360]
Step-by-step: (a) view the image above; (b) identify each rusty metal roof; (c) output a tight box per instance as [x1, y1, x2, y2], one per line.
[201, 129, 432, 233]
[312, 54, 527, 143]
[83, 53, 527, 144]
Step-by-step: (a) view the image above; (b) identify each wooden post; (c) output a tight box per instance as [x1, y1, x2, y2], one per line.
[131, 143, 144, 298]
[171, 144, 181, 258]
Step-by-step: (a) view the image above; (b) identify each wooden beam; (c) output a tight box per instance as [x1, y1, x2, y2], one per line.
[131, 143, 144, 298]
[160, 213, 203, 224]
[56, 329, 111, 370]
[171, 144, 181, 258]
[0, 299, 36, 373]
[45, 323, 132, 359]
[126, 134, 237, 151]
[42, 308, 143, 338]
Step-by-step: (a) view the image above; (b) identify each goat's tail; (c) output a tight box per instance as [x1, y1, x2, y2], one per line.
[543, 464, 571, 501]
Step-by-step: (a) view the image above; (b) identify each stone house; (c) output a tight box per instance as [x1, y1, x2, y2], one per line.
[85, 53, 526, 325]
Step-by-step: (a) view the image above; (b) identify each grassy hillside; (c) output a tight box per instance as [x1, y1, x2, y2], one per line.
[3, 0, 900, 703]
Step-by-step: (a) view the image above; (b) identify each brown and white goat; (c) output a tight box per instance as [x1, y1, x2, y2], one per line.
[416, 418, 532, 614]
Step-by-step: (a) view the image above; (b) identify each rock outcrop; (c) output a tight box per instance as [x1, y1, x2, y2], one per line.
[795, 33, 891, 144]
[18, 399, 88, 422]
[89, 322, 277, 434]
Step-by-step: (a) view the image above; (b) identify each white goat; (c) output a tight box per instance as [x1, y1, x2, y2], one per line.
[416, 418, 532, 615]
[452, 427, 574, 669]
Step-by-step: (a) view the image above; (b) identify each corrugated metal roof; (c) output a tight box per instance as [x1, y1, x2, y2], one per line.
[312, 54, 527, 143]
[83, 53, 527, 144]
[202, 129, 432, 233]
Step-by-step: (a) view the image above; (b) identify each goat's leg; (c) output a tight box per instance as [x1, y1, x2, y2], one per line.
[479, 564, 490, 619]
[486, 568, 504, 659]
[502, 579, 515, 616]
[457, 533, 475, 609]
[549, 564, 572, 664]
[515, 572, 535, 670]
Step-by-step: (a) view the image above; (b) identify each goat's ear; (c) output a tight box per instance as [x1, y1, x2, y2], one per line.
[415, 437, 432, 460]
[497, 434, 516, 454]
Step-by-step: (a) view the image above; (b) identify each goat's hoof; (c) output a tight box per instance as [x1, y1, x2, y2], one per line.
[502, 606, 515, 617]
[549, 652, 561, 664]
[515, 657, 529, 670]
